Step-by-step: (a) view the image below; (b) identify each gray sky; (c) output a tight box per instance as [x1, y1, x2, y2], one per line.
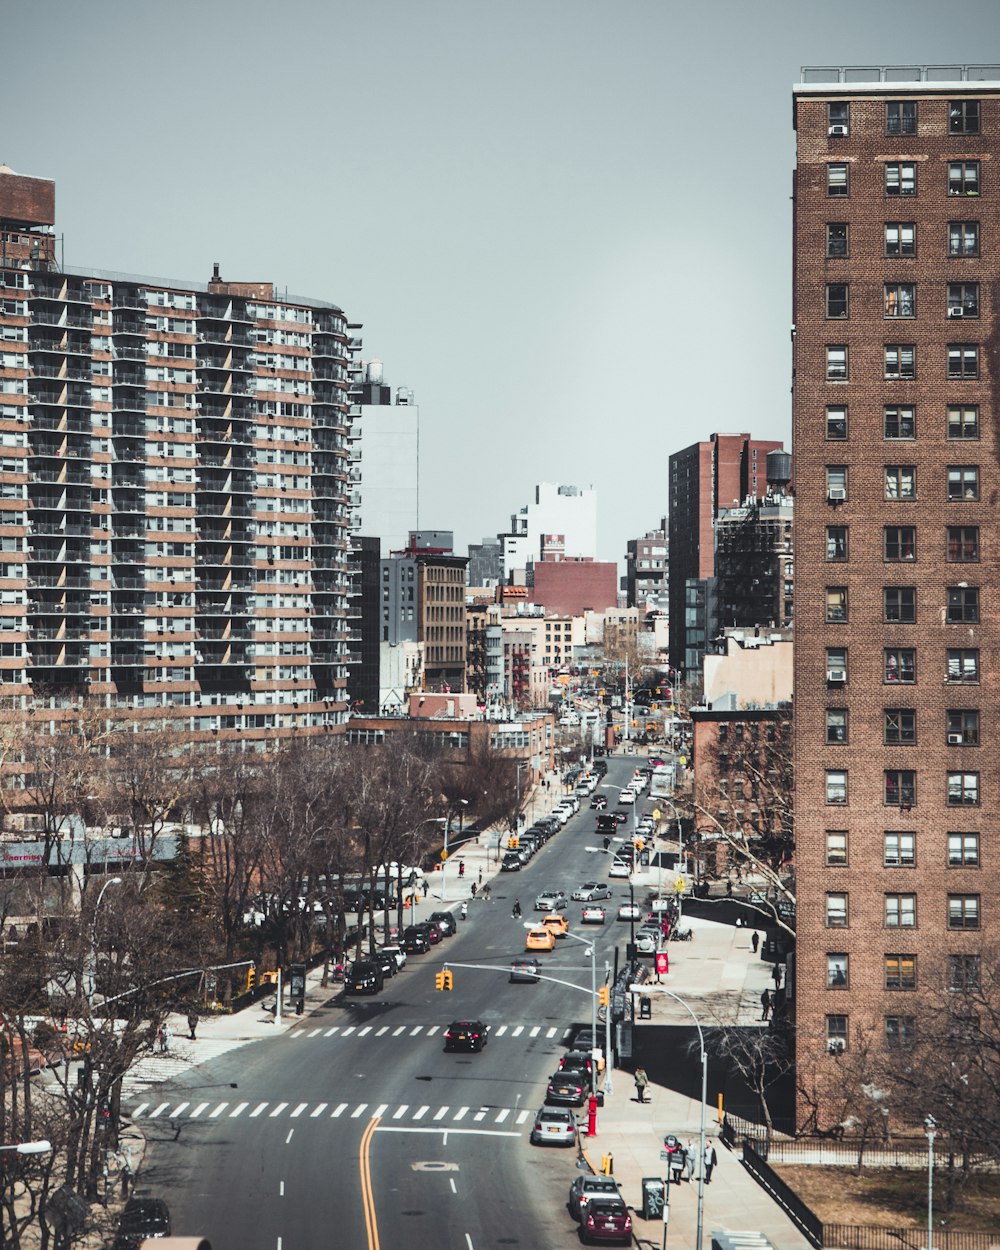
[7, 0, 999, 566]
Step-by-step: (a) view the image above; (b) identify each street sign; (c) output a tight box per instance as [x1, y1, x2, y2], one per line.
[663, 1133, 679, 1151]
[659, 1150, 671, 1161]
[440, 849, 448, 860]
[674, 877, 686, 894]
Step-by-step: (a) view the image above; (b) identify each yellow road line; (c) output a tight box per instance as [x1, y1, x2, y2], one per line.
[359, 1115, 381, 1250]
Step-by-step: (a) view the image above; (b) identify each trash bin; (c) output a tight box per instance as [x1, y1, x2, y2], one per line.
[639, 997, 652, 1020]
[641, 1176, 665, 1221]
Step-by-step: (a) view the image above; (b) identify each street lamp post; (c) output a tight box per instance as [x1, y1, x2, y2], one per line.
[926, 1115, 937, 1250]
[86, 876, 123, 999]
[523, 923, 598, 1098]
[0, 1141, 52, 1156]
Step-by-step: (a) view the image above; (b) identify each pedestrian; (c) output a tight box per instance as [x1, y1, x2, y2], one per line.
[772, 963, 782, 989]
[512, 898, 521, 919]
[482, 883, 492, 902]
[669, 1145, 686, 1187]
[460, 901, 468, 920]
[751, 931, 760, 953]
[735, 915, 743, 928]
[704, 1138, 718, 1184]
[187, 1010, 198, 1040]
[458, 861, 465, 878]
[685, 1139, 697, 1183]
[478, 868, 483, 885]
[633, 1066, 649, 1104]
[760, 989, 771, 1021]
[159, 1022, 171, 1053]
[422, 878, 429, 898]
[470, 882, 477, 898]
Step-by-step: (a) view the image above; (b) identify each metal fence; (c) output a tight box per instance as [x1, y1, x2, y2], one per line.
[742, 1140, 823, 1248]
[738, 1131, 993, 1173]
[824, 1227, 1000, 1250]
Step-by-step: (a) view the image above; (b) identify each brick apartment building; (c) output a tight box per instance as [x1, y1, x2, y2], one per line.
[792, 69, 1000, 1107]
[0, 166, 357, 744]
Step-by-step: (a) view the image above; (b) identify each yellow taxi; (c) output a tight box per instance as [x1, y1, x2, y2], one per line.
[525, 927, 556, 952]
[540, 913, 569, 938]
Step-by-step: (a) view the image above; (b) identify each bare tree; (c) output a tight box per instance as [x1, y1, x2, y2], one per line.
[705, 1026, 792, 1141]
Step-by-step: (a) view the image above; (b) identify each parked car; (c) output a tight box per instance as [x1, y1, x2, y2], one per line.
[582, 1198, 632, 1244]
[402, 926, 430, 953]
[546, 1068, 588, 1106]
[428, 911, 457, 936]
[568, 1175, 622, 1222]
[375, 950, 397, 979]
[443, 1019, 490, 1052]
[344, 959, 384, 995]
[535, 890, 568, 911]
[501, 852, 522, 872]
[113, 1197, 171, 1249]
[530, 1104, 578, 1147]
[382, 944, 407, 970]
[509, 957, 542, 983]
[559, 1048, 595, 1075]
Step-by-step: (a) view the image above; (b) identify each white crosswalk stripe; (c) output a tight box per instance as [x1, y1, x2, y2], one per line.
[288, 1020, 573, 1042]
[129, 1098, 538, 1128]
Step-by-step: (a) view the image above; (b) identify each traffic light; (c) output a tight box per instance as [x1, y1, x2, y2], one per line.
[508, 835, 520, 850]
[435, 970, 454, 992]
[247, 967, 256, 992]
[634, 838, 645, 852]
[598, 985, 610, 1006]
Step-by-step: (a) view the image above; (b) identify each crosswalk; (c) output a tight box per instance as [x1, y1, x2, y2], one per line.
[128, 1098, 537, 1128]
[121, 1036, 259, 1097]
[287, 1022, 573, 1041]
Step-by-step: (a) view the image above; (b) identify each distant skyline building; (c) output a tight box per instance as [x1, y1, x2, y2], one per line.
[624, 520, 668, 611]
[349, 359, 419, 556]
[380, 531, 468, 692]
[467, 536, 502, 587]
[498, 482, 597, 583]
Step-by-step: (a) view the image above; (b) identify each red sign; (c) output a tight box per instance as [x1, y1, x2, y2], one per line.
[655, 951, 669, 976]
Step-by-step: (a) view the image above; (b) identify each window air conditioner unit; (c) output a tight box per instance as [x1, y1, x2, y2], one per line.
[947, 733, 963, 744]
[827, 486, 847, 502]
[949, 306, 964, 317]
[827, 1038, 846, 1054]
[828, 125, 848, 137]
[826, 668, 847, 683]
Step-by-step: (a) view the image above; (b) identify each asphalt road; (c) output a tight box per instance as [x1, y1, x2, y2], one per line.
[136, 755, 647, 1249]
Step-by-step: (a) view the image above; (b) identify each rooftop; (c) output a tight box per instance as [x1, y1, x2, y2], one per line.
[797, 63, 1000, 90]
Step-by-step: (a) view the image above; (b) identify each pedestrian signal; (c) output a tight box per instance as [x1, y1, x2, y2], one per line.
[598, 985, 610, 1006]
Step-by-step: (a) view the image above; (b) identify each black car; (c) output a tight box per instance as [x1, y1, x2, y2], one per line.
[560, 1048, 595, 1074]
[113, 1197, 171, 1249]
[344, 959, 383, 995]
[428, 910, 457, 937]
[509, 957, 542, 983]
[443, 1019, 490, 1052]
[546, 1068, 588, 1106]
[375, 950, 397, 979]
[402, 926, 431, 953]
[501, 853, 522, 872]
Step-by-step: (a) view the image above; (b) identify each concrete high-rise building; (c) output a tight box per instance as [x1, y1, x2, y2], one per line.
[624, 521, 668, 610]
[0, 166, 358, 744]
[499, 482, 597, 583]
[668, 434, 783, 676]
[348, 360, 418, 555]
[791, 67, 1000, 1113]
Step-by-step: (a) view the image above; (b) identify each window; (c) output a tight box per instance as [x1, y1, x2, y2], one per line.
[826, 893, 848, 927]
[885, 893, 916, 927]
[886, 100, 916, 134]
[826, 406, 847, 439]
[885, 222, 916, 257]
[828, 101, 850, 135]
[947, 466, 978, 500]
[826, 587, 848, 622]
[946, 586, 979, 623]
[948, 832, 979, 867]
[948, 954, 980, 991]
[947, 771, 979, 806]
[947, 345, 978, 379]
[948, 160, 979, 196]
[948, 221, 979, 257]
[826, 708, 848, 744]
[884, 648, 915, 684]
[827, 163, 849, 196]
[885, 162, 916, 196]
[826, 770, 847, 805]
[883, 587, 916, 623]
[947, 406, 978, 440]
[885, 770, 916, 807]
[884, 832, 916, 866]
[947, 283, 979, 318]
[948, 894, 980, 929]
[884, 345, 915, 379]
[826, 465, 847, 499]
[827, 955, 849, 989]
[946, 648, 978, 684]
[826, 830, 848, 866]
[886, 1015, 916, 1048]
[826, 1014, 848, 1052]
[827, 223, 848, 257]
[884, 709, 916, 745]
[947, 526, 979, 562]
[885, 465, 915, 500]
[885, 955, 917, 990]
[826, 284, 849, 318]
[949, 100, 980, 134]
[947, 709, 979, 745]
[884, 406, 915, 440]
[884, 526, 915, 561]
[826, 345, 848, 380]
[884, 284, 915, 317]
[823, 528, 848, 565]
[826, 647, 847, 682]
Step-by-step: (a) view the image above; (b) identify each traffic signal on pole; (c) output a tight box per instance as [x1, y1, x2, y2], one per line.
[509, 835, 520, 849]
[598, 985, 610, 1007]
[247, 967, 256, 992]
[435, 970, 453, 991]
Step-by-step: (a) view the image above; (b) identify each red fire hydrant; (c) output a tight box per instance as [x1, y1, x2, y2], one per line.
[586, 1095, 599, 1136]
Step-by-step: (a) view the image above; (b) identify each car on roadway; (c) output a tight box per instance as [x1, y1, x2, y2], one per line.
[443, 1019, 490, 1052]
[501, 852, 522, 872]
[540, 913, 568, 937]
[568, 1174, 622, 1222]
[509, 957, 542, 983]
[375, 950, 397, 979]
[344, 959, 384, 995]
[634, 930, 660, 954]
[525, 927, 556, 952]
[608, 860, 630, 878]
[559, 1048, 595, 1075]
[590, 794, 608, 810]
[617, 902, 642, 921]
[572, 881, 612, 901]
[429, 911, 457, 936]
[402, 926, 430, 954]
[529, 1104, 578, 1147]
[382, 944, 407, 970]
[113, 1197, 172, 1250]
[545, 1068, 588, 1106]
[535, 889, 568, 911]
[616, 790, 635, 806]
[583, 1199, 633, 1244]
[581, 905, 606, 925]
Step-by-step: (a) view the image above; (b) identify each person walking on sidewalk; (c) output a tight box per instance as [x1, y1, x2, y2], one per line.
[704, 1139, 718, 1184]
[751, 931, 760, 953]
[772, 963, 783, 989]
[685, 1138, 697, 1183]
[187, 1010, 199, 1041]
[634, 1066, 649, 1103]
[760, 989, 772, 1021]
[470, 882, 477, 898]
[159, 1022, 171, 1053]
[458, 861, 465, 878]
[669, 1144, 686, 1188]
